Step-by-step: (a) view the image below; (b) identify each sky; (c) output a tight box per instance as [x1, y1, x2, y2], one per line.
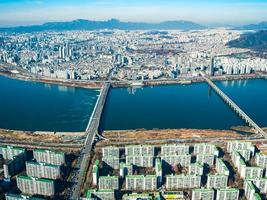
[0, 0, 267, 27]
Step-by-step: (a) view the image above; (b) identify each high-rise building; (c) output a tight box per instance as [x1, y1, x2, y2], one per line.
[0, 145, 26, 160]
[227, 141, 254, 154]
[126, 155, 154, 167]
[207, 174, 228, 189]
[33, 149, 65, 166]
[194, 143, 219, 156]
[216, 158, 230, 176]
[92, 160, 99, 186]
[244, 179, 257, 200]
[155, 158, 162, 186]
[102, 156, 120, 169]
[165, 174, 201, 189]
[26, 161, 62, 180]
[125, 145, 154, 156]
[4, 152, 26, 179]
[161, 154, 191, 167]
[161, 144, 190, 155]
[188, 162, 204, 176]
[209, 57, 215, 76]
[17, 175, 55, 196]
[255, 152, 267, 168]
[125, 175, 157, 191]
[192, 188, 215, 200]
[98, 176, 119, 190]
[216, 188, 239, 200]
[196, 154, 215, 166]
[102, 146, 120, 157]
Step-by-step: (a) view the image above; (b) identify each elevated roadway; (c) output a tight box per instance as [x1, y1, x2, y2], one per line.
[203, 76, 267, 138]
[71, 83, 110, 199]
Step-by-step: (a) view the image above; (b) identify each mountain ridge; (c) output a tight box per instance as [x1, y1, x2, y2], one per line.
[0, 19, 206, 32]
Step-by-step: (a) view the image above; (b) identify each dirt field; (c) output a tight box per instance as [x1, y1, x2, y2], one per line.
[98, 128, 244, 147]
[0, 129, 61, 142]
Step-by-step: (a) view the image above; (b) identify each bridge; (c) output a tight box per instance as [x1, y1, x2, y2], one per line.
[203, 76, 267, 138]
[71, 83, 110, 199]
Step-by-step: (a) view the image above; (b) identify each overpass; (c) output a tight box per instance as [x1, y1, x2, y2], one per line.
[203, 76, 267, 138]
[71, 83, 110, 199]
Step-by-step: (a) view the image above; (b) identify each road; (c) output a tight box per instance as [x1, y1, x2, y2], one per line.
[71, 82, 110, 199]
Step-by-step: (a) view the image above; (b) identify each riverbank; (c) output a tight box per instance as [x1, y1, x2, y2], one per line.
[96, 128, 250, 147]
[0, 71, 103, 89]
[0, 129, 85, 151]
[0, 65, 264, 89]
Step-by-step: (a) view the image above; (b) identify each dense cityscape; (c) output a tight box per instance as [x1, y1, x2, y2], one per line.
[1, 29, 267, 83]
[1, 0, 267, 200]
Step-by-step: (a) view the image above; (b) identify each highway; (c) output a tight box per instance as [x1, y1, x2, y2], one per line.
[71, 82, 110, 199]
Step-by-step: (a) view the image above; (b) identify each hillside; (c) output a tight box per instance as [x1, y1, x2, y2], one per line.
[228, 30, 267, 51]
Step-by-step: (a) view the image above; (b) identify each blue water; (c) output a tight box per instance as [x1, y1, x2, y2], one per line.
[0, 75, 99, 132]
[216, 79, 267, 127]
[100, 83, 245, 130]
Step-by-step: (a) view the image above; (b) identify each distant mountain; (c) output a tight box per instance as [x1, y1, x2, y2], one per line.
[0, 19, 206, 32]
[235, 22, 267, 30]
[227, 30, 267, 51]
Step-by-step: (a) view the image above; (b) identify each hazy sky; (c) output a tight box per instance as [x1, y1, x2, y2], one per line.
[1, 0, 267, 27]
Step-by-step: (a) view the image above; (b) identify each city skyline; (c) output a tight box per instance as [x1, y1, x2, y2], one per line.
[1, 0, 267, 27]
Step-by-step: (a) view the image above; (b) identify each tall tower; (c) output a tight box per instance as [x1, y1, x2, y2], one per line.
[209, 57, 215, 76]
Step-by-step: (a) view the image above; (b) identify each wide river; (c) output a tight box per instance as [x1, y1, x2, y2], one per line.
[0, 75, 266, 132]
[0, 75, 99, 132]
[100, 82, 247, 130]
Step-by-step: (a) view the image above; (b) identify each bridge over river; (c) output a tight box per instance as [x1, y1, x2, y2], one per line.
[203, 76, 267, 139]
[71, 83, 110, 199]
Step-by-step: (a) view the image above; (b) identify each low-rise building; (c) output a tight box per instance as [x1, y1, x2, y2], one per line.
[5, 193, 46, 200]
[165, 174, 201, 190]
[85, 189, 115, 200]
[192, 188, 215, 200]
[122, 193, 158, 200]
